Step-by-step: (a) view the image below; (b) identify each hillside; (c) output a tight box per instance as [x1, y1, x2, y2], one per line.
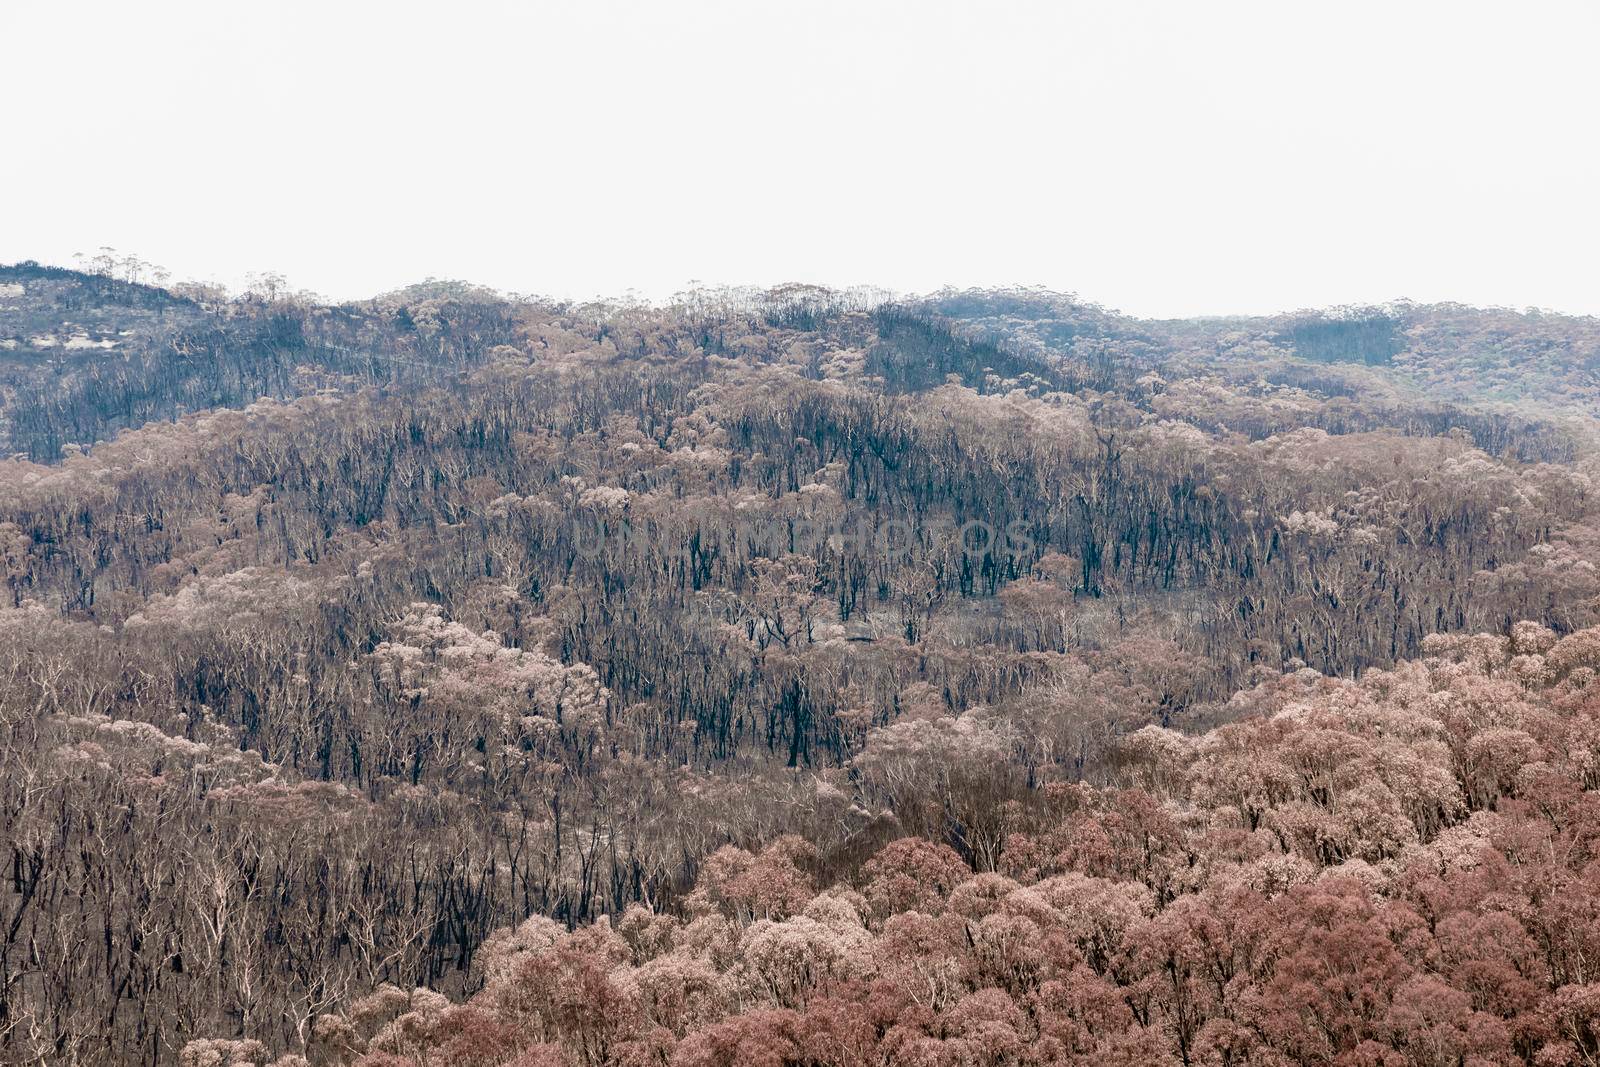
[3, 266, 1600, 1065]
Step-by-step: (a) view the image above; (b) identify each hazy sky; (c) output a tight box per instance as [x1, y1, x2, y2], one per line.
[5, 0, 1598, 317]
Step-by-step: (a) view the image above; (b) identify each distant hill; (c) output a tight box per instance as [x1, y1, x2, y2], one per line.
[6, 266, 1596, 463]
[0, 262, 524, 459]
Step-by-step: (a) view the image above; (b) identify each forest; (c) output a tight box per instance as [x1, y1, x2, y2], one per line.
[4, 258, 1600, 1065]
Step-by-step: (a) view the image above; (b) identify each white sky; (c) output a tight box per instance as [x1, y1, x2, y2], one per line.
[3, 0, 1598, 318]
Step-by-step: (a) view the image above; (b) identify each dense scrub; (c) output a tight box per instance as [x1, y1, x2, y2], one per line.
[280, 622, 1600, 1067]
